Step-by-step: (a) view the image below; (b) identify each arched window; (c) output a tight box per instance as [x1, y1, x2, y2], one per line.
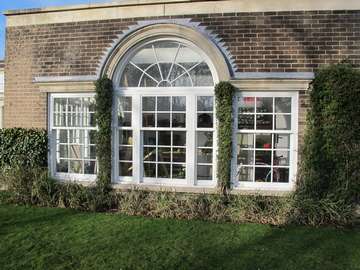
[114, 38, 217, 187]
[118, 40, 214, 88]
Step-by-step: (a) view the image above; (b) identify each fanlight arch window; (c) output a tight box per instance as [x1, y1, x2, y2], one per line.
[119, 40, 214, 87]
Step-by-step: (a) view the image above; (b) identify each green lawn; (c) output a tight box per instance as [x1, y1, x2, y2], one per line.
[0, 204, 359, 270]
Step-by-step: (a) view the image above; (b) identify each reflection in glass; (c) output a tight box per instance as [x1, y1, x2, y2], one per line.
[274, 134, 290, 149]
[238, 150, 254, 165]
[255, 167, 272, 182]
[158, 163, 171, 178]
[119, 162, 132, 177]
[275, 115, 291, 130]
[255, 134, 272, 149]
[197, 149, 213, 164]
[173, 148, 186, 163]
[238, 97, 255, 113]
[272, 168, 289, 183]
[275, 97, 291, 113]
[197, 96, 213, 111]
[197, 132, 213, 147]
[197, 165, 213, 181]
[255, 150, 271, 166]
[238, 166, 253, 182]
[256, 97, 273, 113]
[143, 113, 155, 127]
[173, 131, 186, 146]
[273, 151, 289, 166]
[256, 115, 273, 130]
[172, 164, 186, 179]
[197, 113, 213, 128]
[144, 163, 156, 177]
[238, 114, 255, 129]
[142, 97, 156, 111]
[143, 147, 156, 162]
[237, 134, 254, 149]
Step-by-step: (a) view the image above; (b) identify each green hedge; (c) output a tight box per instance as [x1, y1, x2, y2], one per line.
[0, 128, 47, 168]
[297, 63, 360, 204]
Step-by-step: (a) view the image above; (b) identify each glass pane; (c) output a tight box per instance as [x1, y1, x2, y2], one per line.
[158, 131, 171, 146]
[119, 146, 132, 161]
[172, 148, 186, 163]
[273, 151, 290, 166]
[173, 131, 186, 146]
[255, 167, 271, 182]
[158, 147, 171, 162]
[239, 97, 255, 113]
[169, 65, 192, 87]
[255, 134, 272, 149]
[119, 130, 133, 145]
[256, 115, 273, 130]
[142, 97, 156, 111]
[237, 134, 254, 148]
[197, 131, 213, 147]
[58, 130, 68, 143]
[157, 97, 170, 111]
[54, 98, 67, 112]
[69, 130, 84, 144]
[143, 65, 161, 83]
[56, 159, 68, 173]
[172, 113, 186, 128]
[255, 151, 271, 166]
[143, 147, 156, 162]
[197, 149, 213, 164]
[140, 74, 158, 87]
[59, 145, 68, 158]
[142, 113, 155, 127]
[157, 113, 171, 127]
[119, 162, 132, 177]
[238, 150, 254, 165]
[158, 163, 170, 178]
[275, 115, 291, 130]
[197, 96, 213, 111]
[69, 145, 83, 159]
[176, 45, 202, 67]
[144, 163, 156, 178]
[132, 44, 155, 68]
[238, 114, 255, 130]
[84, 146, 96, 159]
[197, 165, 213, 181]
[84, 161, 96, 174]
[273, 168, 289, 183]
[172, 164, 186, 179]
[70, 160, 83, 174]
[143, 131, 156, 145]
[275, 97, 291, 113]
[119, 112, 132, 127]
[172, 97, 186, 111]
[189, 62, 213, 86]
[274, 134, 290, 149]
[197, 113, 213, 128]
[119, 96, 132, 111]
[89, 130, 96, 145]
[238, 167, 253, 182]
[120, 63, 143, 87]
[256, 97, 273, 113]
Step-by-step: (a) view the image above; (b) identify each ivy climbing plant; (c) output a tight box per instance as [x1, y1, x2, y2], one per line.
[215, 81, 235, 195]
[95, 76, 113, 191]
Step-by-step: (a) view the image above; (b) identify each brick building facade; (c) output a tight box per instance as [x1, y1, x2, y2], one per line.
[3, 0, 360, 192]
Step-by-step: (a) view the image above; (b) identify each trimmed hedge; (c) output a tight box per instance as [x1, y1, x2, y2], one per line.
[215, 82, 235, 194]
[0, 128, 47, 168]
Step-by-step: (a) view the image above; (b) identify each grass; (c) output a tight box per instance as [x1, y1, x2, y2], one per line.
[0, 204, 359, 270]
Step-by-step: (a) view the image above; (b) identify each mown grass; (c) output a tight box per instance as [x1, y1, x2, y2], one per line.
[0, 204, 359, 270]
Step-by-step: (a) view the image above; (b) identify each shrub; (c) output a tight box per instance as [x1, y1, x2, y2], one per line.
[0, 128, 47, 168]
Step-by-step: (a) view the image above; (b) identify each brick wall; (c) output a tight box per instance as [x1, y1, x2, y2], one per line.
[4, 10, 360, 129]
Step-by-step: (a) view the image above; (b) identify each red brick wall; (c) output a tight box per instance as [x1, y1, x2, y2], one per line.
[4, 10, 360, 128]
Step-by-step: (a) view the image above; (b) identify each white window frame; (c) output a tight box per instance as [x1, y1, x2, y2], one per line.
[231, 91, 299, 191]
[49, 93, 97, 182]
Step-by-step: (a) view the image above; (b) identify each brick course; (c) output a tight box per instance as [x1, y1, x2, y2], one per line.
[4, 10, 360, 128]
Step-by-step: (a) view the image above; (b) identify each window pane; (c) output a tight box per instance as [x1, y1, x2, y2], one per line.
[239, 150, 254, 165]
[119, 162, 133, 177]
[69, 145, 83, 159]
[255, 151, 271, 166]
[274, 134, 290, 149]
[56, 159, 68, 173]
[158, 163, 170, 178]
[84, 161, 96, 174]
[238, 114, 254, 129]
[197, 149, 213, 164]
[158, 148, 171, 162]
[157, 113, 170, 127]
[275, 97, 291, 113]
[172, 164, 186, 179]
[238, 167, 253, 182]
[173, 148, 186, 163]
[173, 131, 186, 146]
[275, 115, 291, 130]
[143, 113, 155, 127]
[255, 167, 271, 182]
[238, 97, 255, 113]
[197, 113, 213, 128]
[158, 131, 171, 146]
[144, 131, 156, 145]
[272, 168, 289, 183]
[197, 96, 213, 111]
[144, 163, 156, 178]
[197, 165, 213, 181]
[120, 63, 143, 87]
[255, 134, 272, 149]
[59, 145, 68, 158]
[142, 97, 156, 111]
[119, 146, 132, 161]
[172, 97, 186, 111]
[237, 134, 254, 148]
[157, 97, 170, 111]
[119, 112, 132, 127]
[256, 115, 273, 130]
[70, 160, 83, 174]
[119, 96, 132, 111]
[256, 97, 273, 113]
[58, 130, 68, 143]
[273, 151, 290, 166]
[172, 113, 186, 128]
[119, 130, 133, 145]
[197, 131, 213, 147]
[189, 62, 213, 87]
[143, 147, 156, 162]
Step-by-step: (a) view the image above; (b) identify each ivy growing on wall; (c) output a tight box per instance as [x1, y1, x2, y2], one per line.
[95, 76, 113, 191]
[215, 81, 235, 194]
